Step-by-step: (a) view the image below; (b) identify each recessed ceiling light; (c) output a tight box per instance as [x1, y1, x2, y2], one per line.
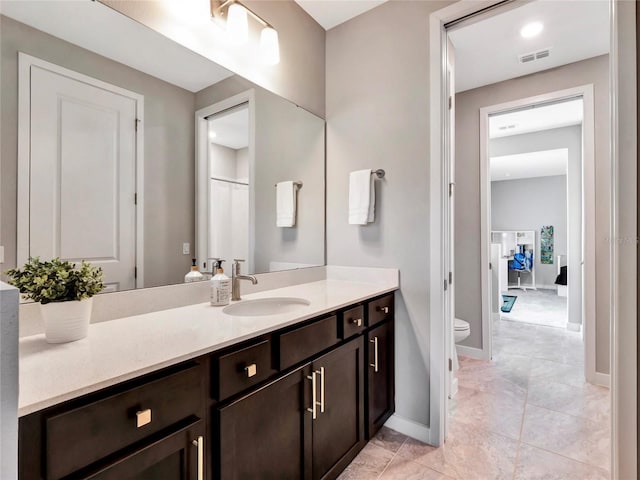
[520, 22, 543, 38]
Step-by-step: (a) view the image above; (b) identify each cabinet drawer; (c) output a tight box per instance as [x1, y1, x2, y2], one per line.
[278, 315, 338, 370]
[214, 338, 276, 401]
[340, 305, 365, 339]
[367, 294, 394, 327]
[45, 363, 203, 480]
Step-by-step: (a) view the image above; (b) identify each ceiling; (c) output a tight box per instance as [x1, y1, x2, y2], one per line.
[294, 0, 387, 30]
[0, 1, 233, 92]
[208, 106, 249, 150]
[449, 0, 609, 93]
[490, 149, 568, 182]
[489, 98, 583, 139]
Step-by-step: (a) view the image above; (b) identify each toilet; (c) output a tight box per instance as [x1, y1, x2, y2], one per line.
[454, 318, 470, 344]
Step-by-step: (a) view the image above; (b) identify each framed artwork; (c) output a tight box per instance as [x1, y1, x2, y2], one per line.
[540, 225, 554, 264]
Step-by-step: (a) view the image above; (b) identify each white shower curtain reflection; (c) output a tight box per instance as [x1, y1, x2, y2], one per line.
[209, 179, 249, 270]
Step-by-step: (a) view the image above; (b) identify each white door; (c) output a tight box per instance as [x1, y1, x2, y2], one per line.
[25, 61, 138, 292]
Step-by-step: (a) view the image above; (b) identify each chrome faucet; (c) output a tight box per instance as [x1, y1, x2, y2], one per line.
[232, 259, 257, 301]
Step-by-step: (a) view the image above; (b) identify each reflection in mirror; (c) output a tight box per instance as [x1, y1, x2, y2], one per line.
[208, 104, 251, 273]
[0, 1, 325, 294]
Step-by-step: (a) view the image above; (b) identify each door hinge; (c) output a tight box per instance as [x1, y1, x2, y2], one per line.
[449, 182, 454, 196]
[134, 266, 137, 279]
[489, 262, 492, 270]
[448, 358, 453, 371]
[444, 279, 448, 291]
[134, 193, 137, 205]
[135, 118, 141, 131]
[449, 271, 453, 285]
[448, 96, 452, 110]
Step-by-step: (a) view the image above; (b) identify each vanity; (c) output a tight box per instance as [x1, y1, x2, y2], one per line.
[18, 274, 397, 480]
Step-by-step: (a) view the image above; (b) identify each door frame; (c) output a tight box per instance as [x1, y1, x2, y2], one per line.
[428, 1, 637, 476]
[478, 86, 598, 386]
[17, 53, 145, 288]
[194, 89, 256, 273]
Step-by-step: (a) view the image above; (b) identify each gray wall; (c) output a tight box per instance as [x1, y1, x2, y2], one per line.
[491, 175, 567, 287]
[0, 15, 196, 288]
[326, 0, 454, 428]
[454, 55, 610, 374]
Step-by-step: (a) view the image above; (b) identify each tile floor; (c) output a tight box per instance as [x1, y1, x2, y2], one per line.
[500, 289, 567, 329]
[339, 318, 610, 480]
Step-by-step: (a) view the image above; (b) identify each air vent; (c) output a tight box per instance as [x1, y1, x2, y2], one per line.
[498, 124, 518, 131]
[518, 47, 551, 64]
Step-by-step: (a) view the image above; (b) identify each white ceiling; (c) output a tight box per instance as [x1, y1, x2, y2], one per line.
[489, 98, 583, 139]
[294, 0, 387, 30]
[0, 1, 233, 92]
[208, 106, 249, 150]
[491, 149, 568, 182]
[449, 0, 609, 93]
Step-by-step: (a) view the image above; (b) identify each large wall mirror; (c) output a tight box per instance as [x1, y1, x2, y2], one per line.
[0, 0, 325, 294]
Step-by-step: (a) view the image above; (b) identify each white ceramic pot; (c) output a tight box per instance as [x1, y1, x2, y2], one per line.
[40, 298, 93, 344]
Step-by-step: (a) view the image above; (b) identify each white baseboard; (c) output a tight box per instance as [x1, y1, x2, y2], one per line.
[456, 345, 488, 360]
[566, 322, 582, 332]
[384, 413, 431, 445]
[588, 371, 610, 388]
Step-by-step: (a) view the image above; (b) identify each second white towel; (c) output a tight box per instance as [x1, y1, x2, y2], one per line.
[276, 181, 296, 227]
[348, 169, 375, 225]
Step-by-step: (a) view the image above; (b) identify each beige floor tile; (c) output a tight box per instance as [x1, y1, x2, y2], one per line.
[521, 405, 610, 470]
[370, 427, 408, 454]
[337, 443, 395, 480]
[379, 455, 454, 480]
[397, 422, 519, 479]
[515, 443, 609, 480]
[527, 379, 610, 424]
[529, 359, 587, 388]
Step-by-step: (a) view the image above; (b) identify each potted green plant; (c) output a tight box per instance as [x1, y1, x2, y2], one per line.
[6, 257, 105, 343]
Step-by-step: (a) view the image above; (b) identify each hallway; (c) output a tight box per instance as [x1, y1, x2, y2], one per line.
[339, 319, 610, 479]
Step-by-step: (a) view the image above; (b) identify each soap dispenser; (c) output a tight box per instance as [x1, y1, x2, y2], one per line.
[184, 258, 204, 283]
[210, 260, 231, 306]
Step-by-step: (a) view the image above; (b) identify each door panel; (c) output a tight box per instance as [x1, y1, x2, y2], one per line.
[29, 64, 137, 291]
[367, 321, 394, 438]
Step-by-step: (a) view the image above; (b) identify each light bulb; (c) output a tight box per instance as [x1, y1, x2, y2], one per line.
[520, 22, 543, 38]
[227, 3, 248, 45]
[260, 26, 280, 65]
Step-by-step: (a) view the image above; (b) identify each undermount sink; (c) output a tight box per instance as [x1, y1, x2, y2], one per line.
[223, 297, 311, 317]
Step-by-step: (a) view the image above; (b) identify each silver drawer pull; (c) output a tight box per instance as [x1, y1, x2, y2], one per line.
[370, 337, 379, 372]
[136, 408, 152, 428]
[351, 318, 362, 327]
[192, 435, 204, 480]
[245, 363, 257, 378]
[318, 367, 325, 413]
[376, 306, 389, 314]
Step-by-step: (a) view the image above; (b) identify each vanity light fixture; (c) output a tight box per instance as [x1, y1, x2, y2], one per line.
[211, 0, 281, 65]
[520, 21, 543, 38]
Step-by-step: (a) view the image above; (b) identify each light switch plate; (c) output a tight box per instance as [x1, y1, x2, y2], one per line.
[0, 246, 4, 264]
[182, 243, 190, 255]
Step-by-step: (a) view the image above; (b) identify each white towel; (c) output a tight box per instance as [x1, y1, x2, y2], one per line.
[276, 181, 296, 227]
[348, 169, 375, 225]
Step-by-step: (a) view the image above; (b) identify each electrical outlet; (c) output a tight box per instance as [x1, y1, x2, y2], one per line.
[0, 246, 4, 264]
[182, 243, 190, 255]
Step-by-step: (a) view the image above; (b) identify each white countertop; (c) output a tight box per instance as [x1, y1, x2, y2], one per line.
[19, 275, 397, 416]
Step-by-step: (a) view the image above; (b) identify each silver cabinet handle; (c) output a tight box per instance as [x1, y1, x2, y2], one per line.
[377, 306, 389, 314]
[307, 371, 317, 419]
[192, 435, 204, 480]
[136, 409, 152, 428]
[318, 367, 325, 413]
[370, 337, 379, 372]
[351, 318, 362, 327]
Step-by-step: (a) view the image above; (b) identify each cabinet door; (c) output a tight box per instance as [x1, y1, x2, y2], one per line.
[82, 418, 205, 480]
[217, 366, 312, 480]
[367, 320, 395, 438]
[311, 337, 365, 480]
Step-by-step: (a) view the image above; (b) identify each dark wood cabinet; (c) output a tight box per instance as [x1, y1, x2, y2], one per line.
[366, 319, 395, 438]
[19, 294, 395, 480]
[310, 337, 365, 480]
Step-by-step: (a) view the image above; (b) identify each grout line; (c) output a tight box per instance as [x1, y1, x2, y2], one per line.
[375, 435, 407, 480]
[519, 441, 610, 474]
[511, 347, 532, 480]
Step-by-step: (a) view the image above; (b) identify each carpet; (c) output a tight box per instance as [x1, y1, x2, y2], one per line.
[501, 295, 517, 313]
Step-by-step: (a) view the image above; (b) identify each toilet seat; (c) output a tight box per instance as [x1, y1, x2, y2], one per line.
[454, 318, 470, 332]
